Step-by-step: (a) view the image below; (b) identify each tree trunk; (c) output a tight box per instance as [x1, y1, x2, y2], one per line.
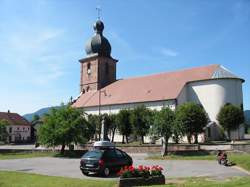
[111, 128, 116, 142]
[187, 134, 192, 144]
[126, 135, 129, 144]
[61, 143, 65, 155]
[227, 130, 231, 141]
[161, 136, 169, 156]
[194, 133, 198, 144]
[140, 136, 144, 144]
[122, 135, 125, 144]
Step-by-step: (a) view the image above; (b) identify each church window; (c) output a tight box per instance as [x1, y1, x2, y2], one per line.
[87, 63, 91, 75]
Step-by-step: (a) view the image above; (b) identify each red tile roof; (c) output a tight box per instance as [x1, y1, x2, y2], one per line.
[0, 112, 31, 126]
[72, 64, 226, 108]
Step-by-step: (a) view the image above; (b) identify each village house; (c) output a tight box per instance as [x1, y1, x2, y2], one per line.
[0, 111, 31, 143]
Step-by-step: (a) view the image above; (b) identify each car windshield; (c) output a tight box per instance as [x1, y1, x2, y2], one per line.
[82, 150, 104, 159]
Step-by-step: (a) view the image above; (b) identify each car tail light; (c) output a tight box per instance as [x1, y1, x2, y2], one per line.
[80, 160, 84, 165]
[98, 159, 104, 167]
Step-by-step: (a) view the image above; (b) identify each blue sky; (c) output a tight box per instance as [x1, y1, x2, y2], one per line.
[0, 0, 249, 115]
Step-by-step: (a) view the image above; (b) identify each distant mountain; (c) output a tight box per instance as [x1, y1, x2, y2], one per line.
[23, 106, 59, 122]
[245, 110, 250, 125]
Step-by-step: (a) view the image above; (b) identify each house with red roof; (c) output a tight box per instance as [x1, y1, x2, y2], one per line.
[0, 111, 31, 143]
[72, 20, 244, 142]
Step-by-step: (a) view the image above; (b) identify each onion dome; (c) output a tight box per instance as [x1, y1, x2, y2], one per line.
[85, 20, 111, 57]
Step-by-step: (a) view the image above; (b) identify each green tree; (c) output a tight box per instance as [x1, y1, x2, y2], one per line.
[0, 120, 9, 143]
[38, 104, 93, 154]
[31, 114, 43, 142]
[87, 114, 101, 140]
[130, 105, 152, 144]
[116, 109, 132, 143]
[175, 102, 208, 144]
[151, 107, 175, 156]
[103, 113, 117, 142]
[172, 120, 185, 144]
[217, 104, 244, 140]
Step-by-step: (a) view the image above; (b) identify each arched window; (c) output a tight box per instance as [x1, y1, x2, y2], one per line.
[87, 63, 91, 74]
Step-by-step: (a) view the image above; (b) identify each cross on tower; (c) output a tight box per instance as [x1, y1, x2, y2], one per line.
[96, 6, 101, 20]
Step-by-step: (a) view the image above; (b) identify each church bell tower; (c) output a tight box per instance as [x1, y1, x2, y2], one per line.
[79, 20, 118, 93]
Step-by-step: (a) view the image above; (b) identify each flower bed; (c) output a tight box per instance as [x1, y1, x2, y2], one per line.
[118, 165, 165, 187]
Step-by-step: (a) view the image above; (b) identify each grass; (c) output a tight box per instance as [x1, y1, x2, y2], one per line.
[147, 152, 250, 172]
[152, 176, 250, 187]
[147, 151, 215, 161]
[0, 151, 57, 160]
[0, 171, 250, 187]
[0, 171, 116, 187]
[229, 153, 250, 171]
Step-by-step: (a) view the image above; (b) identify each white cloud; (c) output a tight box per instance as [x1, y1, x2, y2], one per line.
[160, 48, 179, 57]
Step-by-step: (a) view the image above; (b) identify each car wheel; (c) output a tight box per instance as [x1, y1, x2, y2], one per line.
[81, 170, 89, 176]
[103, 167, 110, 177]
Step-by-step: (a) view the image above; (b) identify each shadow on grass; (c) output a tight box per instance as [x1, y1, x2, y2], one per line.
[170, 151, 212, 157]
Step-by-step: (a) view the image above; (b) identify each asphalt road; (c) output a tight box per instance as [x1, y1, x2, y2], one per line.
[0, 153, 248, 180]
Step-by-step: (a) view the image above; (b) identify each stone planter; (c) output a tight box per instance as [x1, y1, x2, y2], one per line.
[118, 175, 165, 187]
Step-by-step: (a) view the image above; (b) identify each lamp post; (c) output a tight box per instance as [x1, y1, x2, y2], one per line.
[98, 89, 108, 141]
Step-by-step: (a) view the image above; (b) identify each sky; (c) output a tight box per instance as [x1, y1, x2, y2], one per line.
[0, 0, 249, 115]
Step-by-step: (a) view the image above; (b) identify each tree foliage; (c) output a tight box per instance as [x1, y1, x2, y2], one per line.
[38, 105, 94, 154]
[103, 113, 117, 142]
[217, 103, 244, 140]
[151, 107, 175, 155]
[87, 114, 101, 140]
[0, 120, 9, 142]
[116, 109, 132, 143]
[175, 102, 208, 144]
[130, 105, 152, 144]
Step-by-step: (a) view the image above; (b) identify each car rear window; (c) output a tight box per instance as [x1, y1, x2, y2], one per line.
[82, 150, 104, 159]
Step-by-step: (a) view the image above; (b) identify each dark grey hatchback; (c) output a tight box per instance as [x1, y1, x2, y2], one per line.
[80, 148, 133, 177]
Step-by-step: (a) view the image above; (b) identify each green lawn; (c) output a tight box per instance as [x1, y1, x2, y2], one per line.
[0, 171, 116, 187]
[0, 151, 57, 160]
[0, 171, 250, 187]
[147, 153, 250, 172]
[155, 176, 250, 187]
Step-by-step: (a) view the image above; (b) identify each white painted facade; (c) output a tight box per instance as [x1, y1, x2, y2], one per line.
[84, 100, 176, 115]
[6, 125, 31, 143]
[177, 78, 244, 140]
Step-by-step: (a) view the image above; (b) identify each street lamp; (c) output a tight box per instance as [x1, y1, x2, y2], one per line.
[98, 89, 108, 141]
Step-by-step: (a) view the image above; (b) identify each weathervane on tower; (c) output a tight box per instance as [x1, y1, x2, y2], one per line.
[96, 6, 101, 20]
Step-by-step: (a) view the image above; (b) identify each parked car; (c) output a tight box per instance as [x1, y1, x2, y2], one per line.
[80, 143, 133, 177]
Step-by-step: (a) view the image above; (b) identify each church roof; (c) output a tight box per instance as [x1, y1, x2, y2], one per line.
[0, 112, 31, 126]
[72, 64, 243, 108]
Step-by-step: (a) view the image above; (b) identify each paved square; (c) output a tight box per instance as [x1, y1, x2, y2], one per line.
[0, 154, 248, 180]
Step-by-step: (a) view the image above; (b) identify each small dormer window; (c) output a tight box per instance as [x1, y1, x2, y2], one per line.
[87, 63, 91, 75]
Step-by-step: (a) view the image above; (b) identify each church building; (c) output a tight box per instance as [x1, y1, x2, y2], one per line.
[72, 20, 245, 141]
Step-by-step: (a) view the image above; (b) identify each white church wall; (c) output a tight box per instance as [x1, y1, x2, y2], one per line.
[177, 86, 187, 105]
[84, 100, 176, 143]
[187, 78, 243, 123]
[84, 100, 176, 115]
[187, 78, 243, 140]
